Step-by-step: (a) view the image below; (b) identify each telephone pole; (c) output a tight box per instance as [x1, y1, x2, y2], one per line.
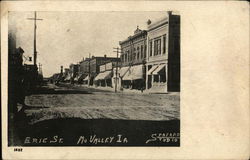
[88, 53, 91, 86]
[113, 47, 122, 92]
[27, 11, 43, 66]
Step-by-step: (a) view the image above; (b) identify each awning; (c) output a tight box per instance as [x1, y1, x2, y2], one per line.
[147, 65, 158, 75]
[122, 68, 132, 81]
[122, 65, 144, 80]
[131, 64, 144, 80]
[65, 74, 71, 81]
[94, 71, 112, 81]
[152, 64, 166, 75]
[78, 74, 86, 81]
[119, 66, 130, 77]
[74, 76, 79, 81]
[83, 75, 89, 81]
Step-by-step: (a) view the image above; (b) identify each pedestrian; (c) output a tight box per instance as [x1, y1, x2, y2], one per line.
[140, 79, 145, 93]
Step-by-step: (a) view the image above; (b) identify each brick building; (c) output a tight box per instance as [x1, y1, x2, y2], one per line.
[94, 62, 120, 87]
[119, 26, 147, 90]
[146, 11, 180, 92]
[79, 55, 120, 85]
[69, 64, 79, 83]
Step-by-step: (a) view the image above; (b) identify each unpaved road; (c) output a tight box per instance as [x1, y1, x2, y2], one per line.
[24, 83, 180, 123]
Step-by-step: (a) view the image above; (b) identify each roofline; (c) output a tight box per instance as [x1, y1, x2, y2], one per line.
[119, 30, 147, 45]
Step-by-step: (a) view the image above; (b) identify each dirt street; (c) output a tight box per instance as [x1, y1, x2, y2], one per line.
[24, 83, 180, 124]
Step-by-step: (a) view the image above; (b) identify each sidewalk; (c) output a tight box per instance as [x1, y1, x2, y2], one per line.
[75, 84, 179, 95]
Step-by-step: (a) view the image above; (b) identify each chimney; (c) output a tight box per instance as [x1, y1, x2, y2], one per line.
[60, 66, 63, 74]
[104, 54, 107, 58]
[167, 11, 172, 16]
[147, 19, 151, 25]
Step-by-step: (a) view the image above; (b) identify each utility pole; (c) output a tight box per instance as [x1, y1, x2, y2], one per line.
[40, 64, 43, 76]
[40, 64, 43, 75]
[88, 53, 91, 86]
[113, 47, 122, 92]
[27, 11, 43, 66]
[38, 63, 41, 73]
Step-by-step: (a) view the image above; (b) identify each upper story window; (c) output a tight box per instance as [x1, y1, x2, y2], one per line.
[144, 45, 147, 58]
[163, 35, 166, 54]
[141, 45, 143, 59]
[154, 39, 161, 56]
[137, 47, 140, 60]
[149, 40, 153, 57]
[121, 54, 124, 63]
[125, 53, 127, 62]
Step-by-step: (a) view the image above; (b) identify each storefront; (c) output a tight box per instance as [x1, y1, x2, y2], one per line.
[121, 64, 145, 90]
[64, 74, 71, 82]
[147, 63, 167, 92]
[82, 75, 89, 85]
[146, 12, 180, 92]
[94, 70, 112, 87]
[77, 74, 87, 84]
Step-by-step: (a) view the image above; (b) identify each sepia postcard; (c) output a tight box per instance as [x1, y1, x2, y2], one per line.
[1, 1, 249, 160]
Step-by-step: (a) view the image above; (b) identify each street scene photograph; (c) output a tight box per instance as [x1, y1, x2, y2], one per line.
[8, 11, 180, 146]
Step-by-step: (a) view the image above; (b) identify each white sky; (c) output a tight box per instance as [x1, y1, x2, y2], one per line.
[9, 11, 167, 77]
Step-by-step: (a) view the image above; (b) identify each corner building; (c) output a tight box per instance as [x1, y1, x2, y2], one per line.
[146, 11, 180, 92]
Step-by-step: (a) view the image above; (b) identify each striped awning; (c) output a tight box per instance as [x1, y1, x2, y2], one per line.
[147, 65, 158, 75]
[152, 64, 166, 75]
[83, 75, 89, 81]
[78, 74, 87, 81]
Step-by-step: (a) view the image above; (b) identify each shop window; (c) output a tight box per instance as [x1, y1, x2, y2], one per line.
[160, 75, 166, 83]
[154, 75, 159, 82]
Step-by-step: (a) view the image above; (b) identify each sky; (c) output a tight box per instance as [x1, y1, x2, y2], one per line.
[9, 11, 167, 77]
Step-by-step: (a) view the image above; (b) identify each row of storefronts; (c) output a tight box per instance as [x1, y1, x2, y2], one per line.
[118, 11, 180, 92]
[57, 11, 180, 93]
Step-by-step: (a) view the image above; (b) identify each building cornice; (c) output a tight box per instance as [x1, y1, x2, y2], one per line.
[148, 17, 169, 32]
[119, 30, 147, 45]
